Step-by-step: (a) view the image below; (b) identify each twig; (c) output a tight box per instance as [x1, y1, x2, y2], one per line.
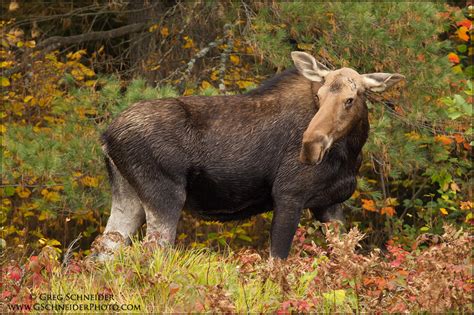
[218, 24, 233, 94]
[62, 233, 82, 268]
[177, 37, 225, 93]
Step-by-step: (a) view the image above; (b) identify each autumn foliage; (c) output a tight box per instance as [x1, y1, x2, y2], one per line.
[0, 1, 473, 313]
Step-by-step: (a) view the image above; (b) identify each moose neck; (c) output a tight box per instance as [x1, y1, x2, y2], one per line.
[343, 105, 369, 158]
[247, 68, 318, 110]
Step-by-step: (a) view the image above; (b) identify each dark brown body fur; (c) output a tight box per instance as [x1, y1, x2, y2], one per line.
[102, 69, 368, 258]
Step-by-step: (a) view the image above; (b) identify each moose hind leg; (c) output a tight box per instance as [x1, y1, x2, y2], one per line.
[310, 203, 345, 223]
[138, 174, 186, 247]
[91, 156, 145, 258]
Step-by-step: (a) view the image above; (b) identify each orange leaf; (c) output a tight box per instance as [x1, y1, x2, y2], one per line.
[381, 206, 395, 217]
[457, 19, 472, 29]
[453, 133, 464, 144]
[460, 201, 472, 210]
[361, 199, 377, 212]
[160, 27, 169, 37]
[435, 135, 453, 145]
[448, 53, 460, 64]
[456, 26, 469, 42]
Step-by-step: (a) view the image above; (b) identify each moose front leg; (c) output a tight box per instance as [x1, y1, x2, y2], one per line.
[310, 203, 345, 223]
[270, 198, 303, 259]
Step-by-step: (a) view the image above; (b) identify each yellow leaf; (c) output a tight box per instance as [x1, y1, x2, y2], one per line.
[0, 61, 13, 68]
[201, 80, 212, 89]
[47, 191, 61, 202]
[150, 65, 161, 71]
[47, 239, 61, 247]
[16, 186, 31, 198]
[9, 0, 19, 11]
[0, 124, 6, 133]
[440, 208, 448, 215]
[0, 76, 10, 87]
[25, 40, 35, 48]
[71, 68, 84, 81]
[85, 80, 96, 87]
[405, 131, 420, 140]
[81, 67, 95, 77]
[24, 95, 33, 103]
[52, 185, 64, 191]
[81, 176, 99, 187]
[236, 80, 253, 89]
[230, 55, 240, 65]
[160, 27, 169, 37]
[351, 190, 360, 199]
[148, 24, 159, 32]
[38, 211, 49, 221]
[183, 88, 195, 96]
[41, 189, 61, 202]
[182, 36, 194, 49]
[210, 70, 219, 81]
[67, 49, 87, 61]
[385, 197, 399, 206]
[297, 43, 314, 50]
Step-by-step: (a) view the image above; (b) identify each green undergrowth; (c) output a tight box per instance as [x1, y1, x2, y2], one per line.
[2, 224, 471, 313]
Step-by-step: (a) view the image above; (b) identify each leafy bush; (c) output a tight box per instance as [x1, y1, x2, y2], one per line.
[1, 224, 471, 313]
[1, 0, 472, 267]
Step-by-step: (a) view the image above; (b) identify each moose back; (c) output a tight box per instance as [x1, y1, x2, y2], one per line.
[91, 52, 404, 259]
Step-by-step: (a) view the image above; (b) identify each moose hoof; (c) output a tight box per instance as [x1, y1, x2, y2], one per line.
[142, 232, 168, 251]
[89, 231, 127, 262]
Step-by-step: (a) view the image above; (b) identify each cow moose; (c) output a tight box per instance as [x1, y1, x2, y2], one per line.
[90, 51, 404, 260]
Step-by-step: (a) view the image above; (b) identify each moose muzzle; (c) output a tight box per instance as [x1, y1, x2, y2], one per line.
[299, 133, 333, 165]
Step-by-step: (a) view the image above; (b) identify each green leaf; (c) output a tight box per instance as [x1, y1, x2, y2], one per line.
[465, 87, 474, 97]
[456, 44, 467, 53]
[465, 66, 474, 78]
[323, 289, 346, 306]
[4, 186, 15, 196]
[237, 234, 252, 242]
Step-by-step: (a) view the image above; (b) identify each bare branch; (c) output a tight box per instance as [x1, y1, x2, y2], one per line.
[218, 24, 234, 94]
[36, 23, 149, 50]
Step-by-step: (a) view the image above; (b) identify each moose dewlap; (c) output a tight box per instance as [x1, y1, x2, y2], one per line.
[90, 51, 404, 260]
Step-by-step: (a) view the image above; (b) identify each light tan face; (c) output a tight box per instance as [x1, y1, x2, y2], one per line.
[291, 51, 405, 165]
[300, 68, 365, 164]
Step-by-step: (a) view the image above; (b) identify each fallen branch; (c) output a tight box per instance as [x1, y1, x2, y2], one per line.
[37, 23, 149, 50]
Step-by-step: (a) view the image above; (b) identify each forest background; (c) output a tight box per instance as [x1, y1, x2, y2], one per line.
[1, 1, 473, 313]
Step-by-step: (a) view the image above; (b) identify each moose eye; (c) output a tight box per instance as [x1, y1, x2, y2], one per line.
[344, 98, 354, 108]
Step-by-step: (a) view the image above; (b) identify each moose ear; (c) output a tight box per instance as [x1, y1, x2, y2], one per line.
[362, 73, 405, 92]
[291, 51, 330, 82]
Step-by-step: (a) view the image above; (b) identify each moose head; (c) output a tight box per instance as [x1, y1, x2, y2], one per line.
[291, 51, 405, 165]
